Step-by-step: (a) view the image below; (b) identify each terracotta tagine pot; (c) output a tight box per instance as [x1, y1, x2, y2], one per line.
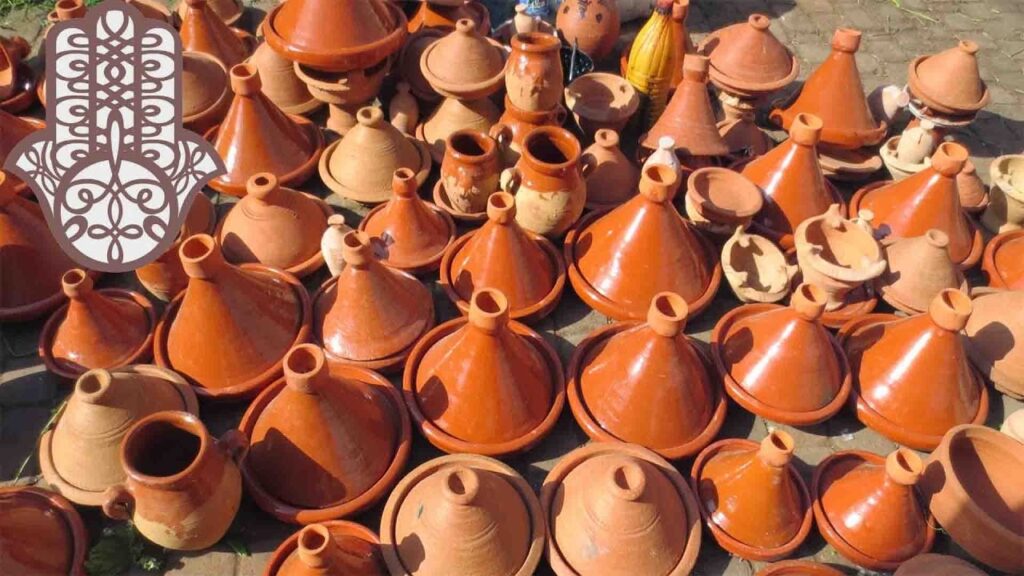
[135, 192, 216, 302]
[964, 288, 1024, 399]
[564, 73, 639, 139]
[238, 344, 411, 524]
[908, 40, 989, 116]
[358, 167, 456, 274]
[0, 487, 87, 576]
[320, 106, 432, 204]
[436, 128, 503, 219]
[841, 289, 989, 450]
[771, 28, 886, 149]
[312, 231, 434, 374]
[207, 63, 324, 197]
[565, 163, 721, 320]
[420, 19, 507, 101]
[247, 42, 320, 116]
[957, 159, 989, 213]
[640, 54, 729, 162]
[541, 442, 702, 576]
[38, 367, 198, 507]
[0, 108, 42, 196]
[418, 95, 502, 163]
[265, 521, 386, 576]
[178, 0, 252, 68]
[699, 13, 798, 98]
[690, 430, 813, 561]
[154, 234, 312, 401]
[625, 0, 679, 130]
[717, 109, 774, 159]
[919, 425, 1024, 573]
[684, 167, 763, 236]
[320, 214, 353, 277]
[441, 192, 566, 322]
[217, 173, 330, 278]
[812, 448, 935, 571]
[568, 292, 726, 459]
[181, 51, 231, 135]
[982, 154, 1024, 234]
[712, 283, 852, 426]
[178, 0, 241, 26]
[39, 270, 155, 379]
[874, 229, 968, 314]
[506, 31, 563, 113]
[755, 561, 845, 576]
[581, 129, 640, 210]
[407, 0, 490, 36]
[894, 553, 988, 576]
[102, 411, 245, 550]
[389, 81, 418, 136]
[851, 142, 983, 268]
[0, 34, 29, 101]
[555, 0, 620, 60]
[380, 453, 544, 576]
[721, 227, 795, 304]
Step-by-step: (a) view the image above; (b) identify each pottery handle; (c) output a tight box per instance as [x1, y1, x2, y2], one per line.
[553, 104, 568, 126]
[489, 123, 513, 154]
[217, 429, 250, 462]
[578, 153, 597, 178]
[499, 168, 521, 196]
[101, 484, 134, 521]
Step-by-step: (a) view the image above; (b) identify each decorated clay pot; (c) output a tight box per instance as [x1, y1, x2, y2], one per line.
[684, 167, 763, 236]
[581, 129, 640, 210]
[501, 126, 588, 237]
[264, 522, 386, 575]
[506, 32, 563, 112]
[0, 487, 88, 576]
[555, 0, 621, 60]
[564, 72, 639, 139]
[624, 0, 679, 129]
[721, 227, 794, 304]
[981, 154, 1024, 234]
[439, 129, 503, 216]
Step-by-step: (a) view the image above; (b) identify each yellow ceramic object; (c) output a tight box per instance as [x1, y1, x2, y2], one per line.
[626, 0, 678, 130]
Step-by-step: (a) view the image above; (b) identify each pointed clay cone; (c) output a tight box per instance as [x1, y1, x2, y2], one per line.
[39, 367, 197, 505]
[39, 270, 155, 379]
[691, 431, 813, 561]
[965, 290, 1024, 398]
[813, 449, 935, 570]
[247, 42, 319, 115]
[582, 129, 640, 210]
[1, 109, 44, 196]
[842, 289, 988, 450]
[178, 0, 241, 26]
[134, 193, 217, 303]
[154, 234, 311, 400]
[875, 230, 968, 314]
[181, 51, 231, 134]
[957, 160, 989, 213]
[441, 192, 566, 322]
[0, 487, 87, 576]
[380, 454, 545, 576]
[209, 63, 323, 197]
[712, 284, 851, 425]
[404, 288, 564, 457]
[641, 55, 729, 158]
[358, 168, 455, 274]
[542, 443, 702, 575]
[217, 173, 330, 278]
[743, 113, 838, 248]
[312, 230, 434, 373]
[908, 40, 989, 115]
[179, 0, 249, 67]
[239, 344, 410, 522]
[702, 14, 799, 97]
[566, 163, 721, 320]
[894, 554, 988, 576]
[771, 29, 886, 149]
[420, 19, 506, 100]
[276, 524, 384, 576]
[851, 142, 981, 267]
[569, 293, 726, 459]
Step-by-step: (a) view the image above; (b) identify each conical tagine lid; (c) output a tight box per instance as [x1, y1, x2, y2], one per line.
[703, 14, 798, 95]
[641, 55, 729, 157]
[875, 230, 967, 314]
[420, 19, 506, 100]
[246, 42, 318, 115]
[181, 51, 229, 119]
[178, 0, 241, 27]
[965, 289, 1024, 399]
[1, 109, 43, 184]
[179, 0, 249, 67]
[277, 524, 385, 576]
[909, 40, 989, 115]
[0, 487, 87, 575]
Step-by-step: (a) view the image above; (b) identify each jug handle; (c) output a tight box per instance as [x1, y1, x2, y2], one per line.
[579, 153, 596, 178]
[500, 167, 521, 196]
[102, 484, 134, 521]
[217, 429, 250, 462]
[553, 104, 568, 126]
[489, 123, 513, 155]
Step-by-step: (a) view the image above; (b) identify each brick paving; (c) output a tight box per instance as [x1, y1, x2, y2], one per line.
[1, 0, 1022, 575]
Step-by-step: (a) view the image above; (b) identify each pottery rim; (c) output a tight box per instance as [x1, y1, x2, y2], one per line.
[981, 229, 1024, 289]
[380, 453, 545, 576]
[989, 154, 1024, 202]
[563, 72, 639, 123]
[431, 179, 489, 222]
[119, 411, 224, 490]
[686, 167, 764, 224]
[696, 16, 800, 98]
[0, 63, 37, 114]
[721, 230, 792, 303]
[1, 115, 43, 196]
[318, 135, 432, 205]
[755, 560, 845, 575]
[419, 20, 508, 100]
[176, 0, 242, 27]
[816, 285, 880, 329]
[263, 520, 381, 576]
[0, 486, 89, 575]
[181, 52, 232, 131]
[794, 206, 885, 285]
[879, 136, 931, 180]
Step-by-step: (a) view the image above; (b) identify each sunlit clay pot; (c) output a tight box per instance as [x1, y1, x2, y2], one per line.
[154, 234, 312, 401]
[640, 55, 729, 161]
[564, 73, 639, 139]
[380, 453, 544, 576]
[699, 13, 798, 98]
[957, 159, 989, 213]
[684, 167, 763, 236]
[181, 51, 231, 135]
[880, 135, 931, 181]
[419, 19, 506, 101]
[178, 0, 241, 26]
[581, 129, 640, 210]
[555, 0, 620, 60]
[981, 154, 1024, 234]
[717, 109, 774, 159]
[407, 1, 491, 36]
[841, 289, 988, 450]
[964, 289, 1024, 399]
[312, 231, 434, 374]
[265, 521, 386, 576]
[493, 96, 567, 162]
[721, 227, 795, 304]
[178, 0, 251, 67]
[135, 193, 216, 302]
[320, 214, 352, 277]
[39, 367, 198, 507]
[1002, 409, 1024, 442]
[894, 553, 988, 576]
[506, 32, 563, 112]
[908, 40, 989, 116]
[0, 487, 87, 576]
[397, 28, 445, 102]
[247, 42, 320, 116]
[541, 442, 702, 576]
[103, 411, 246, 550]
[756, 561, 845, 576]
[437, 129, 502, 217]
[418, 96, 501, 163]
[389, 82, 418, 135]
[441, 193, 566, 323]
[712, 283, 851, 426]
[690, 431, 813, 561]
[239, 344, 410, 524]
[874, 229, 968, 315]
[293, 59, 390, 135]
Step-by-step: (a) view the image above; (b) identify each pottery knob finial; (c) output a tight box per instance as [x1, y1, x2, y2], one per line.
[748, 13, 771, 30]
[638, 163, 679, 203]
[758, 430, 795, 467]
[647, 292, 688, 337]
[959, 39, 980, 55]
[245, 173, 282, 204]
[229, 63, 262, 96]
[340, 230, 374, 268]
[885, 448, 923, 487]
[681, 55, 709, 83]
[930, 142, 969, 177]
[790, 113, 823, 147]
[790, 283, 827, 321]
[454, 18, 476, 35]
[392, 167, 418, 199]
[671, 0, 689, 20]
[657, 136, 675, 152]
[180, 234, 226, 280]
[356, 106, 385, 128]
[486, 192, 517, 224]
[442, 466, 481, 506]
[831, 28, 862, 53]
[928, 288, 972, 332]
[924, 229, 951, 250]
[297, 524, 335, 569]
[468, 288, 511, 334]
[607, 458, 647, 502]
[75, 369, 114, 405]
[61, 268, 93, 300]
[594, 129, 619, 149]
[283, 344, 327, 394]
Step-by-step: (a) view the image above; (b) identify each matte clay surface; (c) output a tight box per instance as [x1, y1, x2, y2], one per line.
[699, 13, 798, 97]
[420, 19, 506, 100]
[965, 289, 1024, 399]
[269, 522, 385, 576]
[503, 126, 587, 238]
[874, 230, 968, 314]
[580, 129, 640, 210]
[641, 54, 729, 158]
[178, 0, 250, 67]
[982, 229, 1024, 289]
[555, 0, 621, 60]
[908, 40, 989, 115]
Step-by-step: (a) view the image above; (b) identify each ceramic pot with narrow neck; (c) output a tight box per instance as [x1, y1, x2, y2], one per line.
[506, 32, 563, 112]
[440, 129, 503, 216]
[267, 522, 386, 576]
[555, 0, 621, 60]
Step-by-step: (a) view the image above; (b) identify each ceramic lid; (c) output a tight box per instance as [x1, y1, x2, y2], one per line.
[397, 28, 445, 101]
[178, 0, 249, 67]
[964, 289, 1024, 399]
[420, 19, 506, 100]
[686, 167, 763, 224]
[581, 129, 640, 209]
[641, 55, 729, 157]
[273, 523, 384, 575]
[177, 0, 241, 26]
[182, 51, 229, 118]
[876, 229, 968, 314]
[908, 40, 989, 115]
[0, 487, 87, 575]
[246, 42, 319, 115]
[703, 14, 799, 96]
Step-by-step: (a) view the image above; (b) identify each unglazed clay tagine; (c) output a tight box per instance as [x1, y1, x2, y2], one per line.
[721, 226, 795, 304]
[542, 442, 702, 576]
[0, 487, 88, 576]
[246, 41, 321, 116]
[893, 553, 988, 576]
[908, 40, 989, 117]
[135, 192, 217, 303]
[39, 366, 199, 507]
[965, 288, 1024, 399]
[684, 166, 763, 236]
[580, 129, 640, 210]
[419, 18, 507, 100]
[982, 154, 1024, 234]
[875, 229, 968, 315]
[265, 521, 386, 576]
[238, 344, 411, 524]
[178, 0, 242, 27]
[564, 73, 639, 139]
[407, 0, 491, 36]
[698, 13, 799, 98]
[380, 453, 545, 576]
[640, 54, 729, 161]
[181, 51, 231, 135]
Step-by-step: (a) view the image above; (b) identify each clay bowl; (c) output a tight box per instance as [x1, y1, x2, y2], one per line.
[817, 285, 880, 330]
[0, 486, 88, 575]
[238, 359, 412, 524]
[755, 560, 845, 575]
[358, 197, 456, 275]
[564, 72, 639, 139]
[685, 167, 764, 235]
[817, 144, 883, 182]
[431, 179, 488, 223]
[264, 521, 383, 576]
[982, 229, 1024, 289]
[318, 137, 432, 205]
[920, 424, 1024, 574]
[0, 63, 37, 113]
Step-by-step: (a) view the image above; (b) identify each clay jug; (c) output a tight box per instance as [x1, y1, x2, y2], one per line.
[721, 226, 794, 304]
[875, 230, 967, 314]
[625, 0, 677, 129]
[506, 32, 563, 112]
[641, 54, 729, 160]
[247, 42, 319, 115]
[178, 0, 249, 67]
[555, 0, 621, 60]
[582, 129, 640, 210]
[702, 13, 798, 97]
[103, 411, 245, 551]
[181, 51, 231, 135]
[276, 524, 385, 575]
[134, 193, 216, 302]
[501, 126, 588, 237]
[965, 289, 1024, 399]
[494, 95, 567, 160]
[0, 487, 87, 576]
[320, 215, 352, 277]
[440, 129, 503, 215]
[908, 40, 989, 116]
[389, 82, 419, 136]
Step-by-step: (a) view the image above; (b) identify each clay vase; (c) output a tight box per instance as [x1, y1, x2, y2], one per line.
[389, 82, 418, 136]
[39, 367, 198, 507]
[501, 126, 588, 238]
[380, 453, 545, 576]
[812, 449, 935, 571]
[494, 95, 567, 162]
[437, 129, 502, 217]
[964, 289, 1024, 399]
[39, 270, 155, 379]
[102, 411, 245, 550]
[321, 106, 432, 204]
[690, 431, 813, 561]
[217, 173, 331, 278]
[894, 554, 988, 576]
[643, 135, 683, 176]
[555, 0, 621, 60]
[756, 561, 845, 576]
[742, 113, 839, 248]
[640, 54, 729, 162]
[247, 42, 320, 116]
[625, 0, 678, 130]
[851, 142, 982, 268]
[320, 214, 352, 277]
[312, 231, 434, 374]
[506, 31, 563, 112]
[841, 289, 988, 450]
[700, 13, 798, 98]
[238, 344, 411, 524]
[875, 229, 968, 314]
[135, 193, 216, 302]
[908, 40, 989, 116]
[420, 18, 507, 100]
[267, 522, 386, 576]
[721, 227, 794, 304]
[771, 28, 886, 149]
[564, 73, 639, 140]
[566, 163, 721, 320]
[982, 154, 1024, 234]
[359, 167, 456, 274]
[712, 283, 851, 425]
[0, 487, 87, 576]
[208, 63, 324, 197]
[541, 442, 702, 576]
[154, 234, 312, 401]
[441, 192, 566, 322]
[957, 159, 989, 213]
[568, 292, 726, 459]
[178, 0, 250, 67]
[178, 0, 241, 26]
[582, 129, 640, 210]
[794, 204, 886, 312]
[418, 96, 501, 163]
[685, 167, 763, 236]
[181, 51, 231, 135]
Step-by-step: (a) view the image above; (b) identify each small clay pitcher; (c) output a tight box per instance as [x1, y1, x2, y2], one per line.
[440, 129, 503, 215]
[320, 214, 352, 277]
[581, 129, 640, 210]
[555, 0, 621, 60]
[506, 32, 563, 112]
[102, 411, 246, 551]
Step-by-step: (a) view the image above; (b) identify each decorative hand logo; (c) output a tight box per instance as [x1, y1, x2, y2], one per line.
[4, 0, 224, 272]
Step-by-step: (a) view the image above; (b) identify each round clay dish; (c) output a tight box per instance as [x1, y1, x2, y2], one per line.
[358, 199, 456, 275]
[318, 137, 432, 205]
[0, 486, 89, 575]
[0, 63, 37, 113]
[982, 229, 1024, 289]
[431, 179, 488, 223]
